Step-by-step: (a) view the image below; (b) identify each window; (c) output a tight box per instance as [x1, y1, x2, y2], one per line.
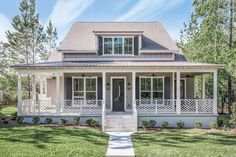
[140, 77, 164, 100]
[124, 38, 133, 54]
[73, 77, 97, 101]
[114, 38, 123, 54]
[103, 37, 133, 55]
[104, 38, 112, 54]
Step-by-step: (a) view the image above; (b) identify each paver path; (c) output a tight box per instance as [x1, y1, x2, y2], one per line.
[106, 132, 135, 157]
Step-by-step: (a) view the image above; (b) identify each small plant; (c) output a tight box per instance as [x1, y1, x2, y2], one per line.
[32, 116, 40, 124]
[229, 103, 236, 128]
[141, 119, 156, 128]
[194, 121, 202, 129]
[45, 117, 53, 124]
[162, 121, 169, 128]
[86, 119, 99, 128]
[177, 120, 185, 128]
[60, 118, 67, 125]
[217, 119, 224, 127]
[209, 121, 218, 129]
[11, 112, 17, 120]
[73, 117, 80, 125]
[149, 120, 156, 128]
[16, 116, 24, 123]
[86, 119, 93, 126]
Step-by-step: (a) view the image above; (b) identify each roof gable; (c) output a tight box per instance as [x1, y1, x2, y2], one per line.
[58, 22, 179, 52]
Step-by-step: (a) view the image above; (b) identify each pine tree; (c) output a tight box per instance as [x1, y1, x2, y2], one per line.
[178, 0, 235, 113]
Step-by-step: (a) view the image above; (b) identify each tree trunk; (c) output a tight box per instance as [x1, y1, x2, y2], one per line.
[228, 0, 233, 114]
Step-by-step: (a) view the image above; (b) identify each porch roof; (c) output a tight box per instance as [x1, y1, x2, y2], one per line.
[11, 61, 223, 69]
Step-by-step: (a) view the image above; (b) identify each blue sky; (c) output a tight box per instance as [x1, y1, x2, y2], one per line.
[0, 0, 193, 43]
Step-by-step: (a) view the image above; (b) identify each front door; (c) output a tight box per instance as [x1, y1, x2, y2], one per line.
[112, 79, 125, 112]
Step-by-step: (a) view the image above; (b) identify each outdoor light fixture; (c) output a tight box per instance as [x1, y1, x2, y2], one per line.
[128, 82, 131, 90]
[81, 74, 85, 77]
[106, 83, 110, 90]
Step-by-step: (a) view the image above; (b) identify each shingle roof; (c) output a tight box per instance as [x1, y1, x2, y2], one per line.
[58, 22, 179, 52]
[11, 61, 223, 69]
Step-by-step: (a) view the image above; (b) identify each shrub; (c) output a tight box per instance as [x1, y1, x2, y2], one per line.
[86, 119, 99, 128]
[209, 121, 218, 129]
[194, 121, 202, 129]
[11, 112, 17, 120]
[32, 116, 40, 124]
[229, 103, 236, 128]
[141, 119, 156, 128]
[45, 117, 53, 124]
[86, 119, 93, 126]
[177, 120, 185, 128]
[162, 121, 169, 128]
[217, 119, 224, 127]
[60, 118, 67, 125]
[149, 120, 156, 128]
[73, 117, 80, 125]
[16, 116, 24, 123]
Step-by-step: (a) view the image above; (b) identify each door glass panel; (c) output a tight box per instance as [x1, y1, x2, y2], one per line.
[153, 78, 163, 91]
[141, 92, 151, 99]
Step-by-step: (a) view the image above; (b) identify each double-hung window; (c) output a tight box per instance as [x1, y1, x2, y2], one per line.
[140, 77, 164, 100]
[73, 77, 97, 101]
[103, 37, 133, 55]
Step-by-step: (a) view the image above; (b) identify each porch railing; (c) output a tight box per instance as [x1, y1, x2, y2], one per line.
[21, 99, 103, 115]
[136, 99, 213, 114]
[136, 99, 176, 114]
[181, 99, 213, 114]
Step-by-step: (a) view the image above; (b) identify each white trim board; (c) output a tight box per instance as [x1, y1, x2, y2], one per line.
[110, 76, 127, 112]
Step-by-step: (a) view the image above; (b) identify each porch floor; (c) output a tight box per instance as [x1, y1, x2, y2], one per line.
[106, 132, 135, 157]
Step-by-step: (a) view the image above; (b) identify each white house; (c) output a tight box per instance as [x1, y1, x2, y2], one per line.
[11, 22, 222, 131]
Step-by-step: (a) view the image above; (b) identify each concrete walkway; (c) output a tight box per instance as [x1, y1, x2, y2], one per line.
[106, 132, 135, 157]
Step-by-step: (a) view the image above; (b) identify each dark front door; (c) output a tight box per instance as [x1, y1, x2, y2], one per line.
[112, 79, 125, 112]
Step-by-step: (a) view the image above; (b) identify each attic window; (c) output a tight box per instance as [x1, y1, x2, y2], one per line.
[103, 37, 134, 55]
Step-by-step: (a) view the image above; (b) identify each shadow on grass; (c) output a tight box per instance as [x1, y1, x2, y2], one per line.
[132, 129, 236, 149]
[0, 124, 108, 149]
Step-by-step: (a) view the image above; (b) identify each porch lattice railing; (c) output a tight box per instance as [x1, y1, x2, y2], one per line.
[136, 99, 176, 114]
[181, 99, 213, 114]
[21, 99, 103, 115]
[136, 99, 213, 114]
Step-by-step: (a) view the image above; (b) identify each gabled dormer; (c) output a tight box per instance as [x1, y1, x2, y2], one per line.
[57, 22, 184, 61]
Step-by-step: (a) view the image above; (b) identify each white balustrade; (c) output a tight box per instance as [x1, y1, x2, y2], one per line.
[136, 99, 213, 114]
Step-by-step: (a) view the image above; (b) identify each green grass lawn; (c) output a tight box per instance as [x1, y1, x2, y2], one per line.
[0, 105, 17, 119]
[0, 125, 108, 157]
[132, 129, 236, 157]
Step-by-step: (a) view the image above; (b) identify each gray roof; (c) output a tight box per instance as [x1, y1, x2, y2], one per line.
[11, 61, 222, 69]
[58, 22, 179, 52]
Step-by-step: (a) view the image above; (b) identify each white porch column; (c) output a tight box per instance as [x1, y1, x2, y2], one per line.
[32, 75, 36, 99]
[213, 71, 218, 114]
[172, 72, 175, 99]
[202, 75, 206, 99]
[102, 72, 106, 106]
[56, 72, 61, 113]
[132, 72, 136, 107]
[176, 71, 181, 115]
[17, 73, 22, 115]
[39, 77, 43, 95]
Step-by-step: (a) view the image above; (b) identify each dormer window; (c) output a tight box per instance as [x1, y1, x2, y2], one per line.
[103, 37, 134, 55]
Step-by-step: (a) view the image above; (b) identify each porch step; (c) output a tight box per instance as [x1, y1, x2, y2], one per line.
[104, 115, 136, 132]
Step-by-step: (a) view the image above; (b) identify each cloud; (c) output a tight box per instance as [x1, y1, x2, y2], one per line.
[116, 0, 184, 21]
[47, 0, 94, 29]
[0, 13, 11, 42]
